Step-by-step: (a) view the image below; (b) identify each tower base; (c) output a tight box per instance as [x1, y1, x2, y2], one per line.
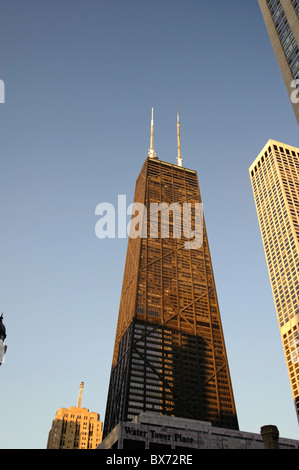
[98, 412, 299, 450]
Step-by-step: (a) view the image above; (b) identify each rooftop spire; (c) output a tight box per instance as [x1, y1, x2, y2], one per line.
[77, 382, 84, 408]
[148, 107, 157, 159]
[176, 109, 183, 167]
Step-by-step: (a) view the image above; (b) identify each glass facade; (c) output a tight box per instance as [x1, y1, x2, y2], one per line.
[259, 0, 299, 123]
[103, 157, 239, 438]
[267, 0, 299, 78]
[292, 0, 299, 18]
[250, 140, 299, 424]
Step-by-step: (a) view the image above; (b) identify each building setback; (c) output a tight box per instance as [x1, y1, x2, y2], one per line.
[258, 0, 299, 124]
[249, 139, 299, 424]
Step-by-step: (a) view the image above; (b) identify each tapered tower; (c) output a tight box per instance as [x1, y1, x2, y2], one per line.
[103, 111, 239, 438]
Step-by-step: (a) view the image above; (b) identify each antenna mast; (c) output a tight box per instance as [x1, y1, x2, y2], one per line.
[148, 107, 157, 159]
[176, 109, 183, 167]
[77, 382, 84, 408]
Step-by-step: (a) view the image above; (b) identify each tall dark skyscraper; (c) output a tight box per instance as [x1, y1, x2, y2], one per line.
[103, 111, 239, 439]
[258, 0, 299, 125]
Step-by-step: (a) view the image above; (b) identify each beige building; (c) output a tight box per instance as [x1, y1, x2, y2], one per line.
[258, 0, 299, 125]
[47, 382, 103, 449]
[249, 139, 299, 423]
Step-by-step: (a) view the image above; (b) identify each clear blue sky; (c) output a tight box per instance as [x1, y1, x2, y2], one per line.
[0, 0, 298, 448]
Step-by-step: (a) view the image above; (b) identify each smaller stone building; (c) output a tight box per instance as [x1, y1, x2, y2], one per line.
[98, 412, 299, 450]
[47, 382, 103, 449]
